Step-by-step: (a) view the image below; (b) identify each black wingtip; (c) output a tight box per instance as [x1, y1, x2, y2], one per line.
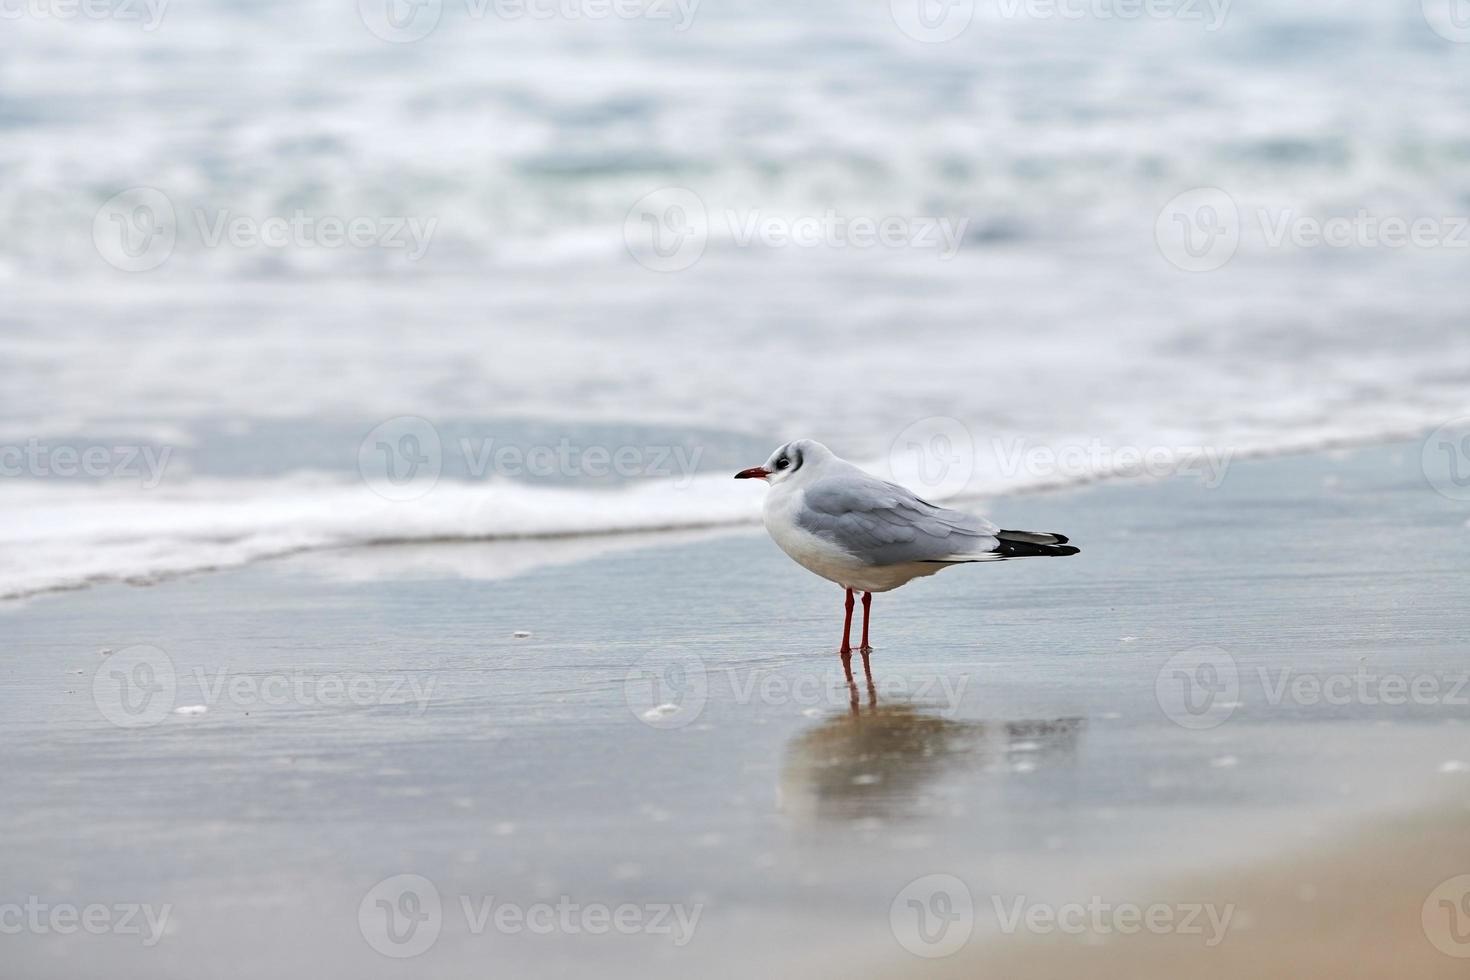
[993, 529, 1080, 558]
[994, 541, 1080, 558]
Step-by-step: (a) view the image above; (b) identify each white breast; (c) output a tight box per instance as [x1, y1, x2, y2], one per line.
[762, 485, 943, 593]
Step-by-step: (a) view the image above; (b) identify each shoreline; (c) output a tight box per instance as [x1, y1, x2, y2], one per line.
[2, 424, 1457, 608]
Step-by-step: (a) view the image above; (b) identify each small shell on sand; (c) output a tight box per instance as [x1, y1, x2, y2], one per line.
[512, 630, 532, 639]
[173, 705, 209, 716]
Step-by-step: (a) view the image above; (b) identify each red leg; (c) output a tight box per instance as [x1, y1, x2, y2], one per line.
[839, 588, 855, 657]
[860, 591, 873, 654]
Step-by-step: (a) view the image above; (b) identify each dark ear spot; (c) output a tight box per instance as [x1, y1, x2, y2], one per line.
[790, 446, 803, 471]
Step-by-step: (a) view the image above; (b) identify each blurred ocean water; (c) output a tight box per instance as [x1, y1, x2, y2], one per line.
[1, 0, 1469, 596]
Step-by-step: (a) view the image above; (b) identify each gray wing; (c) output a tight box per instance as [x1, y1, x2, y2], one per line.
[796, 474, 1000, 566]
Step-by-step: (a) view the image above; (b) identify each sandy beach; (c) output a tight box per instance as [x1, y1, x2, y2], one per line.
[4, 439, 1468, 978]
[6, 1, 1470, 976]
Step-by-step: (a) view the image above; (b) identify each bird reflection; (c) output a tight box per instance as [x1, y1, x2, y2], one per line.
[779, 682, 1085, 823]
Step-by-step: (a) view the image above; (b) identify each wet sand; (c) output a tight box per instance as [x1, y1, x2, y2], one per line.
[891, 801, 1470, 979]
[2, 441, 1468, 977]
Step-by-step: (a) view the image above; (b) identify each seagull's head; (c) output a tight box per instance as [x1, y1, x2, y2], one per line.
[734, 439, 832, 485]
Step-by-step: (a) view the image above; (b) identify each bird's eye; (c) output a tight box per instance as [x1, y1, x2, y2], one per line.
[775, 457, 790, 470]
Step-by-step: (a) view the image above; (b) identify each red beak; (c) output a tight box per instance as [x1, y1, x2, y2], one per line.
[734, 466, 770, 480]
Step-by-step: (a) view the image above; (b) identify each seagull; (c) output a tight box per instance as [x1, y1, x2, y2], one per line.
[735, 439, 1079, 674]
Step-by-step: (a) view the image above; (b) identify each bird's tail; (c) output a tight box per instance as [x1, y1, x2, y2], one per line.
[992, 529, 1080, 558]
